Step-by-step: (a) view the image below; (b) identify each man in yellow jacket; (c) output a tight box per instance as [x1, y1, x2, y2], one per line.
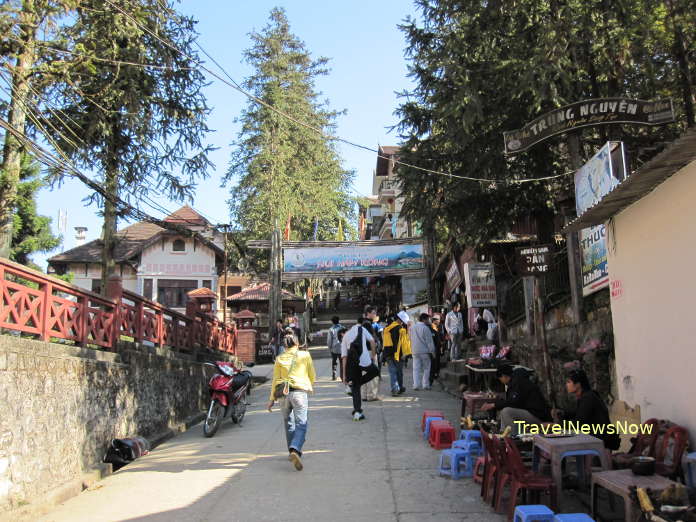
[267, 335, 316, 470]
[382, 311, 412, 396]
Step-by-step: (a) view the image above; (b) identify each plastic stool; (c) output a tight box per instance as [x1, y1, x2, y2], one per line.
[421, 410, 445, 431]
[452, 439, 481, 454]
[429, 420, 456, 450]
[423, 416, 444, 440]
[438, 448, 474, 479]
[685, 452, 696, 488]
[553, 515, 595, 522]
[560, 449, 602, 486]
[459, 429, 483, 444]
[472, 455, 486, 484]
[514, 505, 555, 522]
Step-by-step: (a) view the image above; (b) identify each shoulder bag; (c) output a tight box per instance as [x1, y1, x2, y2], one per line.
[273, 350, 299, 400]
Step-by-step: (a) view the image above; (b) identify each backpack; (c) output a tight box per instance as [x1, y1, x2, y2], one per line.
[348, 326, 364, 364]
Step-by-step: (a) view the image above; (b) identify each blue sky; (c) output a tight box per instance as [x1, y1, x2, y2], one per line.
[33, 0, 418, 269]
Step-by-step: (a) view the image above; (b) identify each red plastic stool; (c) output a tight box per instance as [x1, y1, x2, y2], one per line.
[429, 420, 455, 449]
[421, 410, 445, 431]
[472, 455, 486, 484]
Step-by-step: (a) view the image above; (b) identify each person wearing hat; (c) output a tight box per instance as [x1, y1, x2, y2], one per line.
[481, 364, 551, 436]
[410, 313, 436, 391]
[382, 311, 412, 396]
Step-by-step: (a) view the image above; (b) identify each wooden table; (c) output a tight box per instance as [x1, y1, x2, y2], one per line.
[532, 434, 610, 495]
[461, 391, 498, 417]
[465, 364, 498, 391]
[591, 469, 680, 522]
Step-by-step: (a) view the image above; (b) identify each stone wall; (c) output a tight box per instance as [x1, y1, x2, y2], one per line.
[0, 335, 234, 512]
[505, 289, 616, 411]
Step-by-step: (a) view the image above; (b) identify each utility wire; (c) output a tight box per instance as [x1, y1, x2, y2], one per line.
[101, 0, 572, 186]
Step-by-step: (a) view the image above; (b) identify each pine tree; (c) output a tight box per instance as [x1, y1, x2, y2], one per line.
[226, 8, 355, 255]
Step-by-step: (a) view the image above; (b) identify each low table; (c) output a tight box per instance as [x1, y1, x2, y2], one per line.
[461, 391, 499, 417]
[591, 469, 680, 522]
[465, 364, 497, 391]
[532, 434, 610, 495]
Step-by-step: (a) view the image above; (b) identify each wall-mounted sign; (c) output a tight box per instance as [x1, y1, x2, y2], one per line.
[575, 142, 628, 296]
[283, 242, 424, 276]
[503, 98, 674, 154]
[463, 262, 497, 307]
[516, 245, 552, 275]
[445, 259, 462, 293]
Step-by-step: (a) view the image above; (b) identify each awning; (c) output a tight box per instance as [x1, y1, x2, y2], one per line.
[564, 129, 696, 232]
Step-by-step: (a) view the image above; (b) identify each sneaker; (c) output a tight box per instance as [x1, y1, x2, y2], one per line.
[345, 385, 352, 395]
[391, 391, 398, 397]
[413, 387, 421, 391]
[289, 451, 303, 471]
[398, 387, 406, 395]
[352, 412, 366, 421]
[423, 386, 431, 391]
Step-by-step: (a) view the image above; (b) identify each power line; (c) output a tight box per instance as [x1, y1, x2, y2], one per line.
[101, 0, 572, 186]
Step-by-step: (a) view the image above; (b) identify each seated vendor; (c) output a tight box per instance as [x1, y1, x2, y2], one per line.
[481, 364, 551, 436]
[554, 369, 621, 450]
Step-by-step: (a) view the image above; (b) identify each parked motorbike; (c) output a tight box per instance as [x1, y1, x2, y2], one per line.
[203, 360, 254, 438]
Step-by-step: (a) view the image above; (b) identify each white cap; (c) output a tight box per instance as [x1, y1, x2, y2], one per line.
[397, 311, 411, 324]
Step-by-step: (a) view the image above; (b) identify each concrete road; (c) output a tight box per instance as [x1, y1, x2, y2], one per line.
[40, 354, 504, 522]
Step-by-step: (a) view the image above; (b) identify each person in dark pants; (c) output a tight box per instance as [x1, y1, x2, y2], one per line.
[341, 317, 379, 421]
[429, 315, 445, 387]
[326, 316, 344, 380]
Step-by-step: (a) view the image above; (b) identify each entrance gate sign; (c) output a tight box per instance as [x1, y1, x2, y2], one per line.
[574, 142, 628, 296]
[516, 245, 552, 275]
[463, 262, 497, 307]
[503, 98, 674, 154]
[283, 242, 424, 276]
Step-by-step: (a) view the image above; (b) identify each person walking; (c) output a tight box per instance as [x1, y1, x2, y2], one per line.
[445, 302, 464, 361]
[341, 317, 379, 421]
[270, 319, 285, 360]
[382, 311, 411, 396]
[267, 334, 316, 471]
[326, 316, 344, 380]
[429, 315, 445, 387]
[410, 313, 436, 391]
[361, 306, 381, 401]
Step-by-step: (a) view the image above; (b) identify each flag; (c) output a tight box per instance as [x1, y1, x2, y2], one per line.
[312, 217, 318, 241]
[337, 219, 344, 241]
[284, 214, 291, 240]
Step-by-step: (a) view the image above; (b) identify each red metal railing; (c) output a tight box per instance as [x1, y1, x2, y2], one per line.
[0, 258, 236, 353]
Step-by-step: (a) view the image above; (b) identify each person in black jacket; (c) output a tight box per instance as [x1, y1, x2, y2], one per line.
[556, 369, 621, 450]
[481, 364, 551, 436]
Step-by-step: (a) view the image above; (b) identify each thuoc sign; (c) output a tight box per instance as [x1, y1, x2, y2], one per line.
[463, 262, 497, 307]
[516, 245, 551, 275]
[503, 98, 674, 154]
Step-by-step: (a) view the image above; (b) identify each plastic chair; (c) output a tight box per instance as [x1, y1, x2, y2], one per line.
[438, 448, 476, 479]
[429, 420, 456, 450]
[480, 429, 510, 509]
[504, 437, 558, 522]
[612, 418, 659, 468]
[553, 514, 595, 521]
[421, 410, 445, 431]
[513, 505, 555, 522]
[655, 425, 690, 480]
[423, 416, 444, 440]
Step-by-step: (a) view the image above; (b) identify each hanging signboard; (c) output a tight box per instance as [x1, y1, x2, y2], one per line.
[445, 259, 462, 293]
[463, 262, 497, 307]
[503, 98, 674, 154]
[516, 244, 552, 275]
[283, 241, 424, 277]
[574, 142, 628, 296]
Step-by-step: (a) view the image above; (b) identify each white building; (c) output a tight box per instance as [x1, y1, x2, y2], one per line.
[48, 206, 224, 313]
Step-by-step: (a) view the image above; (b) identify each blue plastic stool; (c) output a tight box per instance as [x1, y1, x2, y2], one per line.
[459, 429, 483, 444]
[438, 448, 475, 479]
[452, 439, 481, 454]
[685, 452, 696, 488]
[560, 449, 602, 486]
[553, 514, 595, 522]
[513, 505, 555, 522]
[423, 416, 444, 440]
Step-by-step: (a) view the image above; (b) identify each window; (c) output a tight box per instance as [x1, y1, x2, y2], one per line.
[202, 280, 212, 289]
[157, 279, 197, 308]
[172, 239, 185, 252]
[226, 285, 241, 297]
[143, 279, 153, 300]
[91, 279, 101, 294]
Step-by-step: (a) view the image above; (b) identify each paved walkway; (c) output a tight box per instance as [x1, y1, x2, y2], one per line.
[40, 354, 504, 522]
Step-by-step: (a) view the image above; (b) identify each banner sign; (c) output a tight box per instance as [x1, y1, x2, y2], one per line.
[283, 242, 424, 275]
[445, 259, 462, 293]
[463, 262, 497, 307]
[575, 142, 628, 296]
[503, 98, 674, 154]
[516, 245, 552, 275]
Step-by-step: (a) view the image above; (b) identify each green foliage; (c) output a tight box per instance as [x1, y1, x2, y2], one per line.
[226, 8, 355, 249]
[396, 0, 695, 249]
[10, 154, 61, 265]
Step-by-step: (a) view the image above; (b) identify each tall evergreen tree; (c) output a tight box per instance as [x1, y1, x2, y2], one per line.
[226, 8, 354, 254]
[46, 0, 213, 292]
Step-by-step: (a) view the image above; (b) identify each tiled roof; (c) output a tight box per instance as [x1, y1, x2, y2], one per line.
[226, 283, 304, 302]
[187, 287, 217, 298]
[233, 309, 257, 319]
[164, 205, 209, 226]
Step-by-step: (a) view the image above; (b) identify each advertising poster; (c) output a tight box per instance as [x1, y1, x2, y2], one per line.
[574, 142, 627, 296]
[463, 262, 497, 307]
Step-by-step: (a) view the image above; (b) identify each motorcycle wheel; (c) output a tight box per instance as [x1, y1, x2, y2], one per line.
[231, 399, 247, 424]
[203, 400, 224, 437]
